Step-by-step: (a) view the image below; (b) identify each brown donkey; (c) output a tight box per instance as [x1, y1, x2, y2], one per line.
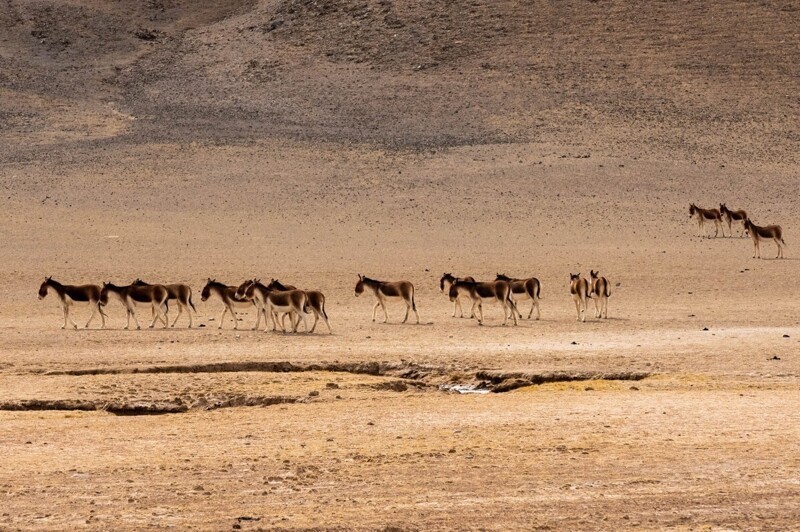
[355, 275, 419, 324]
[744, 218, 785, 259]
[236, 279, 311, 333]
[448, 279, 518, 326]
[267, 279, 331, 334]
[495, 273, 541, 320]
[133, 279, 196, 328]
[689, 204, 724, 238]
[99, 282, 169, 329]
[569, 273, 590, 322]
[719, 204, 747, 238]
[589, 270, 610, 319]
[439, 273, 475, 318]
[201, 279, 254, 329]
[38, 277, 107, 329]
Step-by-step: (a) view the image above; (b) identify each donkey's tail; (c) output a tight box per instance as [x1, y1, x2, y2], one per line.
[188, 293, 198, 314]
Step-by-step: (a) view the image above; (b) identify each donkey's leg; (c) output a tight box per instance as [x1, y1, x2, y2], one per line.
[129, 302, 142, 330]
[218, 306, 228, 329]
[379, 298, 389, 323]
[67, 303, 78, 329]
[308, 309, 319, 333]
[252, 303, 262, 331]
[594, 296, 601, 318]
[85, 304, 98, 328]
[453, 297, 460, 318]
[99, 305, 107, 329]
[171, 302, 184, 328]
[61, 302, 69, 329]
[402, 300, 410, 324]
[775, 237, 783, 259]
[230, 304, 239, 330]
[148, 303, 160, 328]
[372, 300, 380, 322]
[573, 296, 581, 321]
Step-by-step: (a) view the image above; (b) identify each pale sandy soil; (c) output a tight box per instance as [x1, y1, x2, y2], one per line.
[1, 0, 799, 529]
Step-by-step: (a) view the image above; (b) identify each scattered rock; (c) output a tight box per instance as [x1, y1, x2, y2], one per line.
[373, 381, 408, 392]
[308, 390, 319, 397]
[769, 356, 781, 361]
[702, 327, 709, 331]
[783, 334, 790, 338]
[325, 382, 340, 389]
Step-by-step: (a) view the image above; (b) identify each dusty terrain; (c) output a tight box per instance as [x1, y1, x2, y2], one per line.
[1, 0, 799, 529]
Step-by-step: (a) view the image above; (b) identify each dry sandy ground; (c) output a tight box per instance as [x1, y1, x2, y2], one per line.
[2, 0, 800, 529]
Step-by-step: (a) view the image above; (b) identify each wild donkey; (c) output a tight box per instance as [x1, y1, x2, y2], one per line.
[38, 277, 107, 329]
[744, 218, 785, 259]
[439, 273, 475, 318]
[99, 282, 169, 329]
[589, 270, 610, 319]
[569, 273, 590, 322]
[495, 273, 541, 320]
[355, 275, 419, 324]
[689, 204, 724, 238]
[448, 279, 518, 326]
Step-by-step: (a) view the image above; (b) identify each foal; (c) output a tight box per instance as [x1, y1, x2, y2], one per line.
[38, 277, 107, 329]
[719, 204, 747, 238]
[569, 273, 590, 322]
[439, 273, 475, 318]
[133, 279, 196, 328]
[201, 279, 253, 329]
[267, 279, 331, 334]
[495, 273, 541, 320]
[355, 274, 419, 324]
[689, 204, 724, 238]
[744, 218, 785, 259]
[99, 282, 169, 329]
[588, 270, 610, 319]
[448, 279, 517, 326]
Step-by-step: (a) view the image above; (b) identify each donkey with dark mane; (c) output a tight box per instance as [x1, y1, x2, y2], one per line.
[201, 279, 254, 329]
[440, 273, 475, 318]
[99, 282, 169, 330]
[235, 279, 312, 333]
[266, 279, 331, 334]
[355, 275, 419, 324]
[448, 279, 517, 326]
[569, 273, 590, 322]
[133, 279, 196, 328]
[719, 204, 747, 238]
[495, 273, 541, 320]
[38, 277, 107, 329]
[589, 270, 610, 319]
[744, 218, 785, 259]
[689, 203, 724, 238]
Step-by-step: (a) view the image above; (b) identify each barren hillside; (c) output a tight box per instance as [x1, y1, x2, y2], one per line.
[2, 0, 798, 160]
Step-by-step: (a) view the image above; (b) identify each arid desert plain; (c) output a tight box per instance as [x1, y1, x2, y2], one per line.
[1, 0, 799, 529]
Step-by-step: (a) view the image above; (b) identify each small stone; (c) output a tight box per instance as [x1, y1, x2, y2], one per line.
[325, 383, 340, 389]
[783, 334, 790, 338]
[308, 390, 319, 397]
[702, 327, 709, 331]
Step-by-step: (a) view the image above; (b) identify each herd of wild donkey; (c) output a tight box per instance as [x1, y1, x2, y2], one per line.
[37, 202, 785, 331]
